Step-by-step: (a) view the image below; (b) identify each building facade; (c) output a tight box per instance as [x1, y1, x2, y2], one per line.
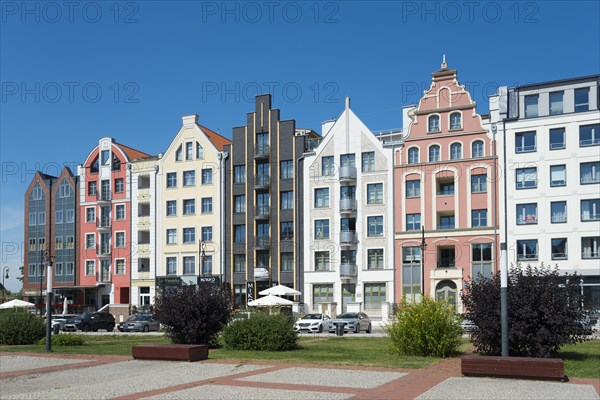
[393, 60, 500, 312]
[302, 98, 395, 317]
[491, 75, 600, 311]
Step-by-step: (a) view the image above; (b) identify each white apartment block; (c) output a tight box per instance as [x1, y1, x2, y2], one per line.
[302, 98, 395, 318]
[491, 75, 600, 311]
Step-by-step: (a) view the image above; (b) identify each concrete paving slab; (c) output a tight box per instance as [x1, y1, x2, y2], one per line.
[239, 367, 406, 389]
[144, 383, 354, 399]
[416, 377, 600, 400]
[0, 356, 92, 373]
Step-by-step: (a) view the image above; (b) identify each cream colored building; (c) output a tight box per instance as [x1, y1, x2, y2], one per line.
[156, 115, 231, 287]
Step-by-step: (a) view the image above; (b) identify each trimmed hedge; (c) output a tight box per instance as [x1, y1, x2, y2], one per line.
[0, 311, 46, 345]
[221, 312, 298, 351]
[38, 334, 85, 346]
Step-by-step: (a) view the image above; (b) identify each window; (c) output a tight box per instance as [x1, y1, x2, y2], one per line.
[472, 140, 484, 158]
[115, 259, 125, 275]
[428, 115, 440, 132]
[315, 219, 329, 239]
[201, 168, 213, 184]
[450, 112, 462, 130]
[101, 150, 110, 165]
[115, 178, 124, 193]
[340, 153, 355, 167]
[115, 204, 125, 220]
[66, 262, 74, 275]
[166, 229, 177, 244]
[115, 232, 125, 248]
[85, 233, 95, 249]
[234, 255, 246, 273]
[166, 257, 177, 275]
[517, 203, 537, 225]
[551, 238, 568, 260]
[551, 201, 567, 223]
[472, 243, 492, 278]
[314, 188, 329, 208]
[450, 143, 462, 160]
[66, 235, 74, 249]
[408, 147, 419, 164]
[85, 207, 95, 223]
[58, 181, 71, 198]
[402, 247, 421, 301]
[406, 180, 421, 197]
[515, 131, 536, 153]
[367, 183, 383, 204]
[166, 172, 177, 188]
[368, 249, 384, 270]
[202, 226, 213, 242]
[517, 239, 538, 261]
[322, 156, 334, 176]
[429, 145, 440, 162]
[550, 165, 566, 187]
[183, 170, 195, 186]
[166, 200, 176, 216]
[362, 152, 375, 172]
[196, 142, 204, 159]
[202, 255, 213, 275]
[524, 94, 538, 118]
[437, 179, 455, 195]
[201, 197, 213, 214]
[66, 210, 74, 223]
[581, 199, 600, 221]
[29, 212, 36, 226]
[234, 195, 246, 213]
[32, 183, 43, 200]
[281, 221, 293, 240]
[549, 128, 566, 150]
[175, 145, 182, 161]
[438, 246, 455, 268]
[549, 91, 564, 115]
[367, 216, 383, 237]
[406, 213, 421, 231]
[580, 124, 600, 147]
[314, 252, 330, 271]
[472, 209, 487, 227]
[234, 165, 246, 183]
[183, 228, 195, 243]
[516, 167, 537, 189]
[581, 162, 600, 184]
[183, 199, 195, 215]
[55, 263, 63, 276]
[234, 225, 245, 243]
[86, 260, 95, 276]
[38, 212, 46, 225]
[88, 181, 97, 196]
[438, 215, 455, 230]
[233, 285, 246, 307]
[364, 283, 386, 310]
[183, 256, 195, 275]
[582, 237, 599, 259]
[281, 252, 294, 272]
[575, 87, 590, 112]
[280, 191, 293, 210]
[313, 284, 333, 304]
[185, 142, 193, 160]
[55, 210, 63, 224]
[280, 160, 293, 180]
[28, 238, 36, 251]
[55, 237, 63, 250]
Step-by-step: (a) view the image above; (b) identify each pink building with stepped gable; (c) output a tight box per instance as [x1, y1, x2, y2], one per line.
[393, 58, 500, 312]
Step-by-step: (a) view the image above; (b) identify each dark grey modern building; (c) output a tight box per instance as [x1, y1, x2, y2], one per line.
[224, 94, 319, 307]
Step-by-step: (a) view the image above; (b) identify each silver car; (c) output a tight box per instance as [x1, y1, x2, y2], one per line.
[117, 314, 160, 332]
[294, 313, 330, 333]
[327, 312, 372, 334]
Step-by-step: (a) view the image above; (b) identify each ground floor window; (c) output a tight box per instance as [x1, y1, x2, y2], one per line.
[139, 287, 151, 306]
[312, 284, 333, 305]
[364, 283, 386, 310]
[582, 275, 600, 311]
[233, 284, 246, 308]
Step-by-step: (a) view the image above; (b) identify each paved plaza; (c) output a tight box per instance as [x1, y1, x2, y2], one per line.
[1, 352, 598, 399]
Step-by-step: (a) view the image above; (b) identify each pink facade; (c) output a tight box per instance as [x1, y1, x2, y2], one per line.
[393, 60, 499, 311]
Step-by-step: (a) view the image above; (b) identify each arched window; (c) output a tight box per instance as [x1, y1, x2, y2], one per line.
[472, 140, 484, 158]
[408, 147, 419, 164]
[429, 145, 440, 162]
[428, 115, 440, 132]
[450, 112, 462, 130]
[450, 143, 462, 160]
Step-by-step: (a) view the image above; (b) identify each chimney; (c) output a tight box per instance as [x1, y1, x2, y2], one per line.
[182, 114, 198, 126]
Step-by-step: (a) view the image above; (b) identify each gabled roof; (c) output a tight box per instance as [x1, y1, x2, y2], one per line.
[198, 125, 232, 151]
[115, 142, 151, 161]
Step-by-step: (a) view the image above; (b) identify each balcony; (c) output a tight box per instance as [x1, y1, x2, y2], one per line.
[339, 166, 357, 181]
[340, 263, 357, 277]
[254, 144, 270, 159]
[137, 188, 151, 202]
[340, 231, 356, 245]
[256, 236, 270, 250]
[97, 218, 111, 230]
[97, 192, 111, 203]
[255, 205, 270, 220]
[97, 271, 111, 283]
[254, 174, 270, 189]
[437, 260, 455, 269]
[340, 198, 357, 213]
[96, 245, 111, 257]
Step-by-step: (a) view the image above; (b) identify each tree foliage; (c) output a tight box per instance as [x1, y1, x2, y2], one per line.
[462, 263, 592, 358]
[154, 284, 232, 345]
[0, 310, 45, 345]
[221, 312, 298, 351]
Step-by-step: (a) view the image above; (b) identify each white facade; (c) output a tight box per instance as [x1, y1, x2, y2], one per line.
[302, 98, 395, 318]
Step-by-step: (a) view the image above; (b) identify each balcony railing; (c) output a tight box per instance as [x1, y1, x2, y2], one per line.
[97, 192, 111, 202]
[339, 166, 357, 181]
[255, 174, 270, 188]
[340, 231, 356, 244]
[581, 213, 600, 221]
[581, 174, 600, 184]
[340, 198, 357, 212]
[255, 205, 270, 219]
[340, 263, 357, 277]
[305, 138, 322, 153]
[517, 254, 538, 261]
[97, 218, 111, 229]
[97, 271, 111, 283]
[437, 260, 455, 269]
[256, 236, 270, 249]
[96, 244, 111, 256]
[517, 216, 538, 225]
[551, 252, 568, 260]
[254, 144, 270, 158]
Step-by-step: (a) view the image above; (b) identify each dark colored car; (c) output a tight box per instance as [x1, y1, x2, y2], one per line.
[63, 312, 116, 332]
[118, 314, 160, 332]
[327, 312, 372, 333]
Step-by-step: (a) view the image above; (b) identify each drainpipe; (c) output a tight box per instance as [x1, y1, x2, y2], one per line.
[153, 164, 159, 303]
[500, 119, 509, 357]
[296, 153, 305, 304]
[218, 151, 229, 291]
[128, 163, 132, 315]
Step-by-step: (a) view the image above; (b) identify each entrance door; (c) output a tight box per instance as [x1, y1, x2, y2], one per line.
[435, 280, 457, 310]
[341, 284, 356, 313]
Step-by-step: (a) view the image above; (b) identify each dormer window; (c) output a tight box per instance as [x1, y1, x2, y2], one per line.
[175, 145, 183, 161]
[428, 115, 440, 133]
[112, 153, 121, 171]
[450, 112, 462, 130]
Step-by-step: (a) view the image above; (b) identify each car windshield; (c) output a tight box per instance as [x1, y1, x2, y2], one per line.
[80, 313, 93, 319]
[337, 313, 358, 319]
[302, 314, 322, 320]
[129, 315, 151, 321]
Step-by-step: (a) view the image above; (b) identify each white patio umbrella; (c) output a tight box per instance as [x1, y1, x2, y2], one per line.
[0, 299, 35, 309]
[248, 294, 294, 307]
[258, 284, 302, 296]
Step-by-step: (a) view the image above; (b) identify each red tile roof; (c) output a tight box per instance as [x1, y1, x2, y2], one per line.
[115, 142, 151, 161]
[198, 125, 232, 151]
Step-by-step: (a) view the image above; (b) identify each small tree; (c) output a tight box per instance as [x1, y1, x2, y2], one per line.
[462, 263, 592, 358]
[154, 284, 232, 345]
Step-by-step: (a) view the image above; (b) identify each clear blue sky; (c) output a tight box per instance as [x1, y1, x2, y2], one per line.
[1, 1, 599, 292]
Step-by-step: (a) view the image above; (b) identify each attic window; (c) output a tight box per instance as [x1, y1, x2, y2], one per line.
[196, 142, 204, 159]
[112, 153, 121, 171]
[175, 145, 183, 161]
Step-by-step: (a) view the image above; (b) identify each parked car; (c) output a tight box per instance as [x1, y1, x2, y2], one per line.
[294, 313, 330, 333]
[47, 314, 78, 334]
[118, 314, 160, 332]
[327, 312, 372, 334]
[63, 312, 115, 332]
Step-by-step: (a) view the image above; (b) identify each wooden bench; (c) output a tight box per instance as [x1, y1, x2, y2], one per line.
[132, 344, 208, 362]
[461, 355, 565, 381]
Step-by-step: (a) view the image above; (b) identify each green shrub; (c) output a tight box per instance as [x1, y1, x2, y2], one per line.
[221, 312, 298, 351]
[0, 311, 46, 345]
[38, 334, 85, 346]
[385, 297, 462, 358]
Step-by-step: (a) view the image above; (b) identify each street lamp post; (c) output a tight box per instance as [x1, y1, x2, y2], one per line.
[2, 267, 9, 300]
[420, 226, 426, 299]
[199, 241, 206, 276]
[45, 252, 54, 352]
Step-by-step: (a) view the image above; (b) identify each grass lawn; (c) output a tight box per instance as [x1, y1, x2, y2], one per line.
[555, 340, 600, 379]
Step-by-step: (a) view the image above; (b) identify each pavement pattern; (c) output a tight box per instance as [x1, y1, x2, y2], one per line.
[0, 352, 598, 400]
